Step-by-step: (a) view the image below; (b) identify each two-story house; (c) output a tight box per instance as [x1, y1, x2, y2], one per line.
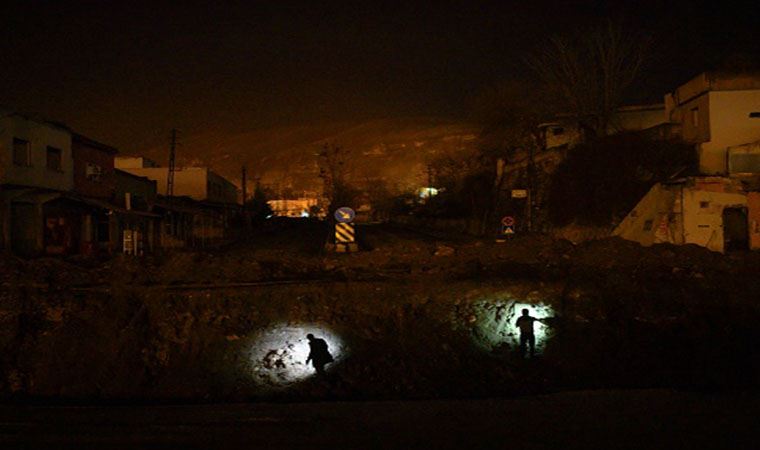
[0, 111, 75, 256]
[615, 72, 760, 253]
[70, 133, 119, 255]
[664, 71, 760, 175]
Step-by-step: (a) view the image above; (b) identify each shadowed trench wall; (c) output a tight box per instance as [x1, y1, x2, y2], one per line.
[1, 277, 760, 402]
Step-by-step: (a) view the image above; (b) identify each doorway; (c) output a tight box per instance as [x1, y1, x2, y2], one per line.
[723, 207, 749, 252]
[11, 202, 38, 257]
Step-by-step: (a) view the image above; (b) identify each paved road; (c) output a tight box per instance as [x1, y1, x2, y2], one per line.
[1, 389, 757, 449]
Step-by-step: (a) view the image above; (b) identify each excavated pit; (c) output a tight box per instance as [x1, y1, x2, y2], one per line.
[2, 271, 760, 401]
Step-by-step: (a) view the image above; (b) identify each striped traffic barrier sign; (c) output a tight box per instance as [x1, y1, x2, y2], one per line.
[335, 222, 355, 243]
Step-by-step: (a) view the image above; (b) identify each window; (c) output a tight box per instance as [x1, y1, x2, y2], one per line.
[691, 108, 699, 127]
[46, 146, 62, 171]
[750, 112, 760, 119]
[12, 138, 31, 166]
[699, 201, 710, 208]
[643, 219, 653, 231]
[86, 163, 102, 181]
[729, 153, 760, 174]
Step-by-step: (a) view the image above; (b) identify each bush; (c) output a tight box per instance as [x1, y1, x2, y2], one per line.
[547, 134, 696, 226]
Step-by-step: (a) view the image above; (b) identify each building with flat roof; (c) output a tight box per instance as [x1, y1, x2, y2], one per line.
[115, 158, 238, 205]
[664, 71, 760, 174]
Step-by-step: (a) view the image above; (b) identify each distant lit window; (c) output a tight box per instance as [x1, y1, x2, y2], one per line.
[12, 138, 31, 166]
[691, 108, 699, 127]
[46, 146, 62, 171]
[418, 187, 438, 199]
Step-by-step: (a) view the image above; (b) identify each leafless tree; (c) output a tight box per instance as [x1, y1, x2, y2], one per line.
[317, 143, 357, 215]
[468, 80, 558, 232]
[363, 177, 395, 221]
[527, 21, 651, 139]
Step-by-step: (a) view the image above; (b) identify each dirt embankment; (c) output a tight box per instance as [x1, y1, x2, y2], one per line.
[2, 225, 760, 402]
[5, 219, 759, 289]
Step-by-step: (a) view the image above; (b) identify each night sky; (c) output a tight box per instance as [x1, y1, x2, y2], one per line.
[1, 0, 757, 152]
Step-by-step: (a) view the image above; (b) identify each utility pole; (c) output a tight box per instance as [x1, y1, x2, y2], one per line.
[167, 129, 178, 198]
[241, 165, 248, 208]
[241, 165, 252, 229]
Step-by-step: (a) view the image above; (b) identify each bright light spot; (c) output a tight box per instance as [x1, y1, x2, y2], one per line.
[244, 324, 346, 388]
[300, 209, 309, 217]
[265, 214, 273, 219]
[470, 300, 555, 355]
[418, 187, 438, 199]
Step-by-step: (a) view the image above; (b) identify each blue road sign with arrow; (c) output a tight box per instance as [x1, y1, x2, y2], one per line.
[334, 207, 355, 223]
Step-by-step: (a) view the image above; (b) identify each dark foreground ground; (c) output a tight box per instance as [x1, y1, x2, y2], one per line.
[1, 389, 758, 449]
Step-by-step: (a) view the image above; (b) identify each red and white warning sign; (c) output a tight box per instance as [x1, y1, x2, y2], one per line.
[501, 216, 515, 227]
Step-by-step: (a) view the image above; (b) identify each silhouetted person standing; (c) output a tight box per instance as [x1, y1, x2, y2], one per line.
[306, 333, 334, 376]
[516, 308, 542, 358]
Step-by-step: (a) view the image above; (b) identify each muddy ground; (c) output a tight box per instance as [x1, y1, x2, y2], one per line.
[1, 219, 759, 402]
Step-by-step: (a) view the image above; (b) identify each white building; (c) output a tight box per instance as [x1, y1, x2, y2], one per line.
[664, 71, 760, 175]
[614, 72, 760, 253]
[115, 157, 238, 205]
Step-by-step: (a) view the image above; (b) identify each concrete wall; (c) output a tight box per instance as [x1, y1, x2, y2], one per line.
[699, 90, 760, 174]
[119, 166, 238, 205]
[681, 188, 747, 252]
[115, 156, 157, 168]
[668, 93, 711, 146]
[114, 169, 157, 210]
[72, 139, 116, 199]
[615, 178, 757, 253]
[206, 170, 238, 204]
[747, 192, 760, 250]
[613, 184, 682, 247]
[0, 115, 73, 191]
[119, 167, 206, 200]
[612, 105, 666, 133]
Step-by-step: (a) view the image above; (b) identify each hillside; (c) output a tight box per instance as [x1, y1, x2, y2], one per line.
[132, 117, 479, 195]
